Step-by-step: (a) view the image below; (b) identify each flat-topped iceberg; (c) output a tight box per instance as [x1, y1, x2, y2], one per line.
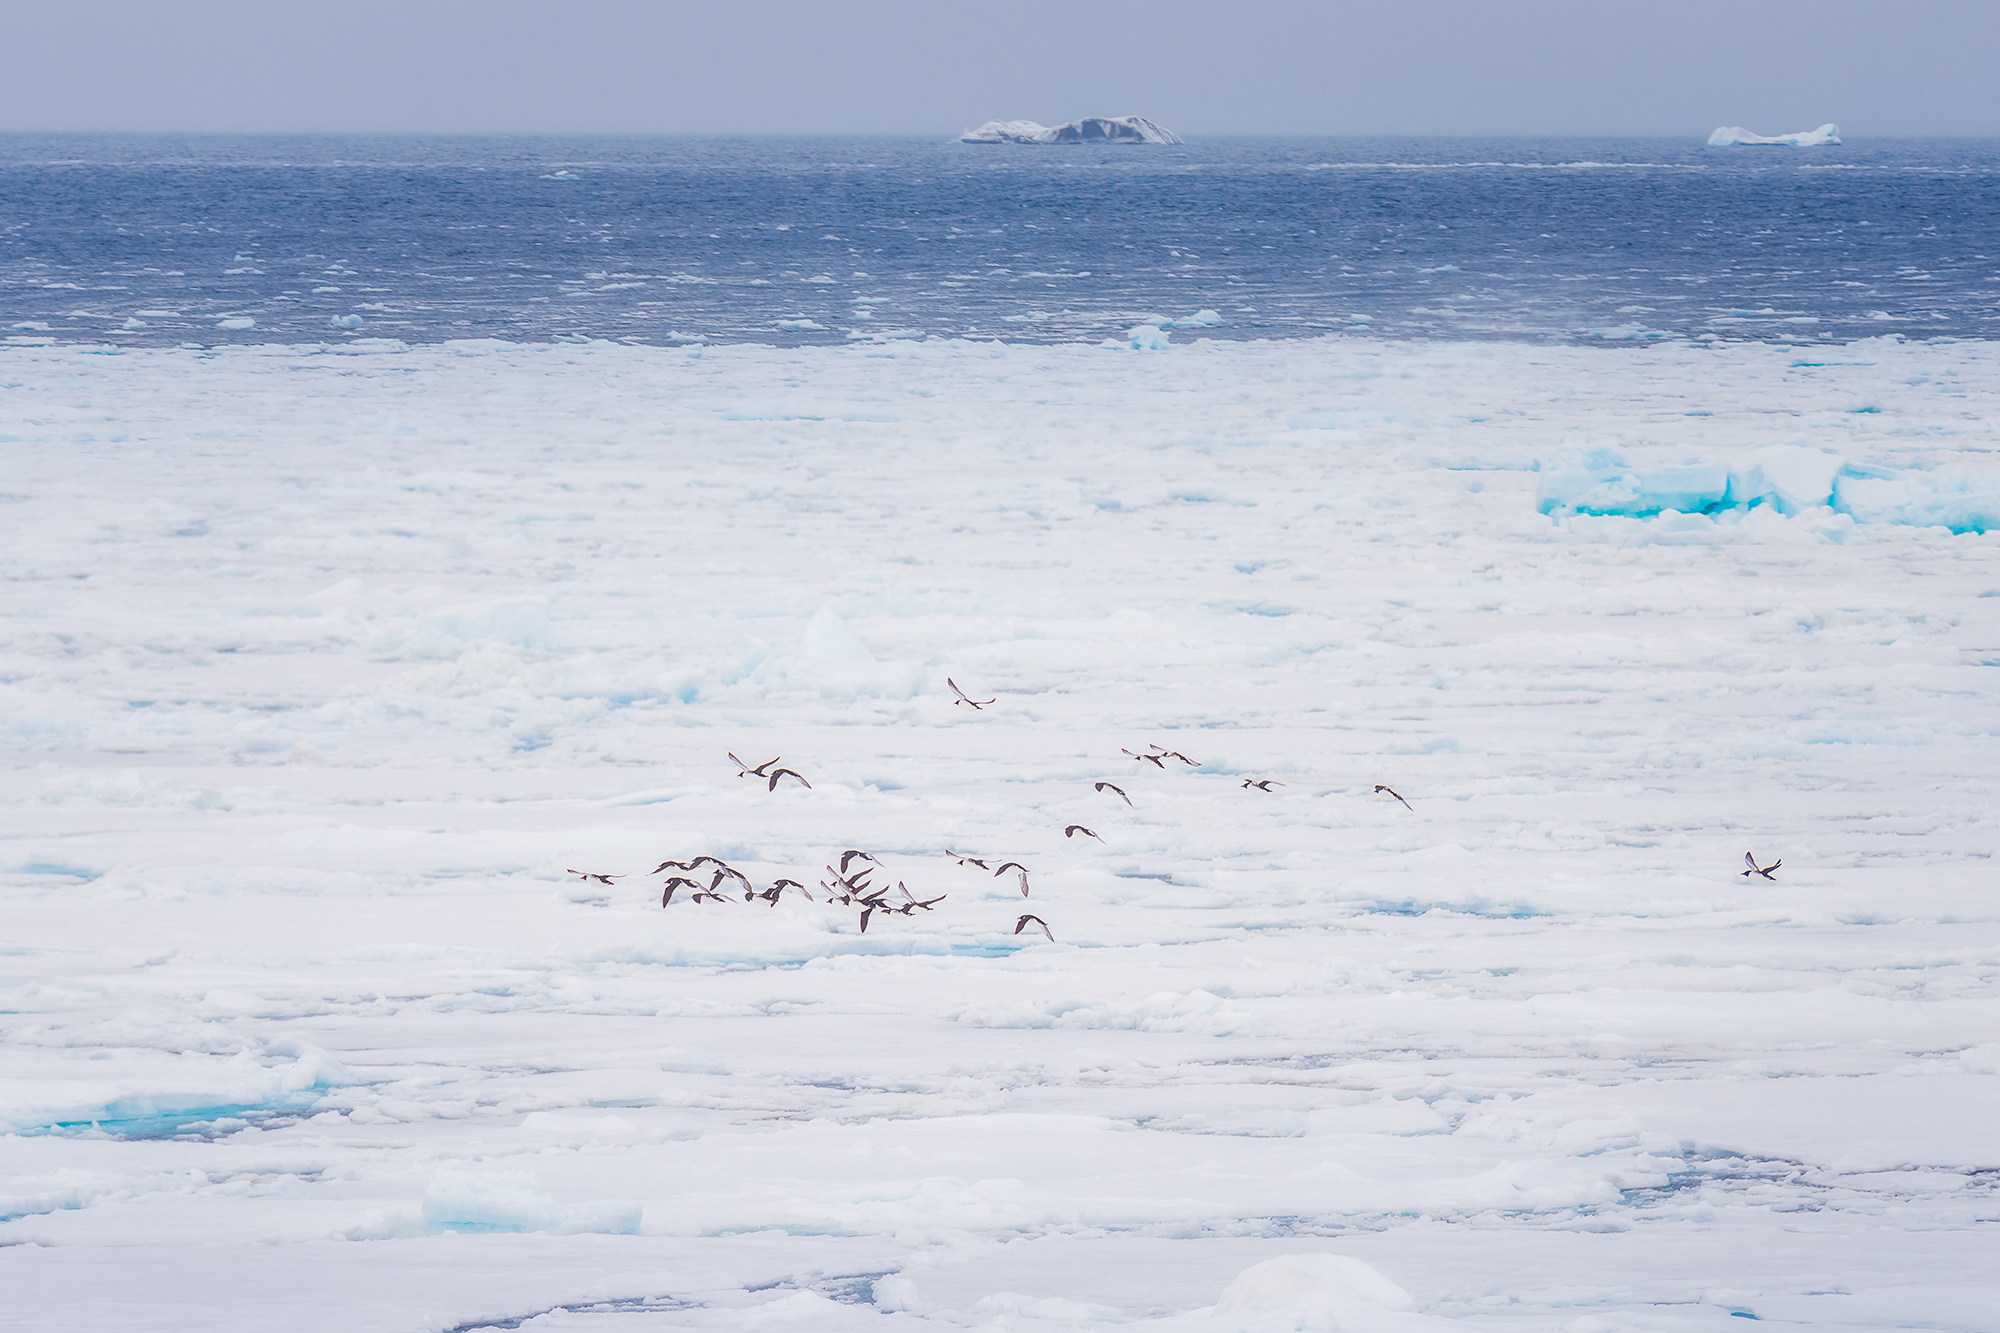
[961, 115, 1183, 145]
[1708, 122, 1841, 146]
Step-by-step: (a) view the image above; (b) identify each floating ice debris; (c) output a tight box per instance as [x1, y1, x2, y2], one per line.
[539, 169, 581, 180]
[1103, 322, 1171, 350]
[777, 318, 826, 331]
[1708, 122, 1842, 146]
[960, 115, 1183, 145]
[331, 314, 363, 328]
[215, 317, 255, 330]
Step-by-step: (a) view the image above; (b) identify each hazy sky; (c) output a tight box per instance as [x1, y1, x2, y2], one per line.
[3, 0, 1994, 138]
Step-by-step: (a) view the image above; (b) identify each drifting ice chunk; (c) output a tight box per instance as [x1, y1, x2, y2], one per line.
[960, 115, 1183, 144]
[800, 608, 876, 664]
[1536, 448, 1730, 517]
[420, 1169, 641, 1235]
[1726, 444, 1844, 514]
[1103, 323, 1172, 350]
[1708, 123, 1841, 146]
[216, 317, 255, 330]
[1186, 1255, 1419, 1332]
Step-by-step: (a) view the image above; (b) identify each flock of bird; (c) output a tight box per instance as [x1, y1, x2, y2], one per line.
[568, 681, 1780, 942]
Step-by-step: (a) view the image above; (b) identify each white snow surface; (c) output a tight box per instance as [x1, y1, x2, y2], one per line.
[2, 332, 1998, 1332]
[960, 116, 1184, 144]
[1707, 123, 1842, 146]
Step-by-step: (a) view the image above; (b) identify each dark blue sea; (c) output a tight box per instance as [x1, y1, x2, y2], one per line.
[3, 134, 1997, 348]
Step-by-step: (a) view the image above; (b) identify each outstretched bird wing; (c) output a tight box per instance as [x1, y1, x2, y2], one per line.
[948, 677, 994, 708]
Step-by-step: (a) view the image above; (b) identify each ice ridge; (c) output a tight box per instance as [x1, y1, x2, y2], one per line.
[1536, 443, 2000, 532]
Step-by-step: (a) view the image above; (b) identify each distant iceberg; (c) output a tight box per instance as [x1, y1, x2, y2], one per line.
[960, 116, 1183, 145]
[1708, 123, 1841, 146]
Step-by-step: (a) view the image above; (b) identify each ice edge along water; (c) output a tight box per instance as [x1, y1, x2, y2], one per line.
[1, 331, 1996, 1333]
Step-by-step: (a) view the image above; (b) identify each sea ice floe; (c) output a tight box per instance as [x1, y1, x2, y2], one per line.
[2, 331, 1997, 1331]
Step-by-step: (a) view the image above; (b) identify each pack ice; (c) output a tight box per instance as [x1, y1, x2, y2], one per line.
[960, 115, 1184, 144]
[2, 331, 1997, 1333]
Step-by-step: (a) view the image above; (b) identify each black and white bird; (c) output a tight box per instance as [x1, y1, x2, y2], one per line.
[946, 849, 990, 870]
[660, 876, 701, 906]
[1064, 824, 1102, 841]
[1374, 784, 1413, 811]
[1242, 779, 1282, 791]
[994, 862, 1031, 897]
[766, 767, 811, 791]
[566, 870, 623, 885]
[1014, 914, 1054, 942]
[1123, 748, 1167, 769]
[1742, 852, 1781, 880]
[948, 678, 995, 710]
[838, 849, 878, 875]
[1094, 781, 1133, 807]
[756, 878, 813, 905]
[728, 752, 781, 779]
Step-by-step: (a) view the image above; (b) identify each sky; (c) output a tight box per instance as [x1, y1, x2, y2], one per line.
[2, 0, 1995, 138]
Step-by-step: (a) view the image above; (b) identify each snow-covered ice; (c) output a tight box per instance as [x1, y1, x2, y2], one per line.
[960, 116, 1184, 145]
[2, 332, 1997, 1332]
[1708, 123, 1843, 147]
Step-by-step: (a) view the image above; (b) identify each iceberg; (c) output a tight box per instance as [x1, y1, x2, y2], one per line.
[1708, 123, 1841, 146]
[960, 115, 1183, 145]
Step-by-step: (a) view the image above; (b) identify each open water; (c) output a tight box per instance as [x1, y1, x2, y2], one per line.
[3, 133, 1997, 347]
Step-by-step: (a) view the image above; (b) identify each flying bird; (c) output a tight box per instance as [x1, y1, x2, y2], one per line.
[1158, 749, 1199, 766]
[1742, 853, 1781, 880]
[946, 849, 990, 869]
[728, 752, 781, 778]
[660, 876, 701, 906]
[708, 865, 753, 895]
[766, 767, 811, 791]
[838, 849, 878, 875]
[1375, 784, 1414, 811]
[1242, 779, 1282, 791]
[1123, 748, 1167, 769]
[994, 862, 1031, 897]
[566, 870, 623, 885]
[948, 678, 995, 710]
[1014, 914, 1054, 942]
[1064, 824, 1102, 841]
[1095, 781, 1132, 806]
[757, 878, 812, 905]
[878, 884, 947, 915]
